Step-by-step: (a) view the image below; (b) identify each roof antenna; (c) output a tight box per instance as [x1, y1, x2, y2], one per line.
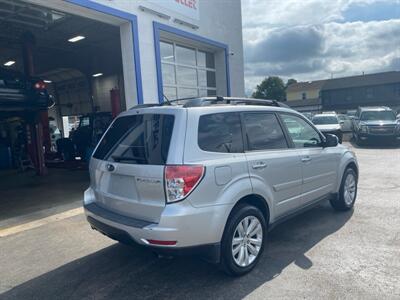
[162, 93, 172, 105]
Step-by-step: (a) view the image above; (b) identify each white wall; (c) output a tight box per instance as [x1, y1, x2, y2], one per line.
[93, 0, 245, 103]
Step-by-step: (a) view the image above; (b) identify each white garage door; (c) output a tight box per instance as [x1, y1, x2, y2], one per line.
[160, 41, 217, 100]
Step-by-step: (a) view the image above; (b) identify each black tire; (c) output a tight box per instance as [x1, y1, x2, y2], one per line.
[220, 204, 267, 276]
[330, 168, 358, 211]
[355, 134, 364, 146]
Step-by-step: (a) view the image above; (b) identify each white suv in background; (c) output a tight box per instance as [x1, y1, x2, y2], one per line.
[84, 97, 359, 276]
[312, 113, 344, 143]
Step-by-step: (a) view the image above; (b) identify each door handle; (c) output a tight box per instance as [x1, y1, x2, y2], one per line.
[252, 162, 267, 169]
[301, 156, 312, 163]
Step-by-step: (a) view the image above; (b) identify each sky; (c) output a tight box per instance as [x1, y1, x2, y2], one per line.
[241, 0, 400, 95]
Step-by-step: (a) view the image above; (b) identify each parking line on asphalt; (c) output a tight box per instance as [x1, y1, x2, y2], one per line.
[0, 207, 83, 238]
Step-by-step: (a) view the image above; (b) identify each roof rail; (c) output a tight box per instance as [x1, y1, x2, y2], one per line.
[129, 103, 161, 110]
[181, 97, 290, 108]
[129, 97, 291, 109]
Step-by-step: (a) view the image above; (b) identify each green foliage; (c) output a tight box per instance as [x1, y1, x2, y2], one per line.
[286, 78, 297, 88]
[252, 77, 297, 102]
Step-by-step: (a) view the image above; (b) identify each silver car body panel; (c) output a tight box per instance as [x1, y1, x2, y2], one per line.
[85, 104, 358, 248]
[245, 148, 302, 221]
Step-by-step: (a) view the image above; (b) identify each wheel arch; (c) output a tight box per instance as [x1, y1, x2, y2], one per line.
[346, 161, 358, 178]
[335, 158, 359, 192]
[228, 194, 270, 226]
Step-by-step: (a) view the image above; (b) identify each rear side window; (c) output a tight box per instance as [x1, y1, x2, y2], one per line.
[243, 113, 288, 150]
[93, 114, 174, 165]
[198, 112, 243, 153]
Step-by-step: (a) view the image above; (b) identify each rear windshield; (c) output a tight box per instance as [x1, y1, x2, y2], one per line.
[93, 114, 175, 165]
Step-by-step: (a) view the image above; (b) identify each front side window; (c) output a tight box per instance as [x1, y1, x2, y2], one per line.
[93, 114, 174, 165]
[243, 113, 288, 151]
[198, 113, 243, 153]
[280, 114, 322, 148]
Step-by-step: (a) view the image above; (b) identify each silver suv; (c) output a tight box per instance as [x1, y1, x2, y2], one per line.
[84, 97, 358, 276]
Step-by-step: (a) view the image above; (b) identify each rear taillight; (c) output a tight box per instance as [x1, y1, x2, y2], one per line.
[164, 165, 205, 203]
[34, 81, 46, 90]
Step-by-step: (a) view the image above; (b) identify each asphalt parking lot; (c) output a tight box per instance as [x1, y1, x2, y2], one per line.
[0, 142, 399, 300]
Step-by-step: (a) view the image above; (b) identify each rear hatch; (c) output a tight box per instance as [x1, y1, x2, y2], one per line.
[90, 109, 182, 223]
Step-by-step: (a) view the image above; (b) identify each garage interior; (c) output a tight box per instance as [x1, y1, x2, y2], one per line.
[0, 0, 126, 224]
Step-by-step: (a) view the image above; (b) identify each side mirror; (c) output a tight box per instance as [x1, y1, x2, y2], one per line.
[324, 134, 339, 147]
[339, 121, 345, 125]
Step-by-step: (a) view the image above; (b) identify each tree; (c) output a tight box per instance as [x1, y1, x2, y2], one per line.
[252, 77, 298, 101]
[286, 78, 297, 88]
[252, 76, 286, 102]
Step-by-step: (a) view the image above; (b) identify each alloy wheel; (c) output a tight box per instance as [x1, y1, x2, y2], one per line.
[231, 216, 263, 267]
[344, 173, 356, 205]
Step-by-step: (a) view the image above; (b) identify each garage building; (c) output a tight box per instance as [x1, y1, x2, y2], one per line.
[0, 0, 244, 223]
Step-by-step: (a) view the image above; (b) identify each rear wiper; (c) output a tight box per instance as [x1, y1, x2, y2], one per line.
[111, 155, 146, 162]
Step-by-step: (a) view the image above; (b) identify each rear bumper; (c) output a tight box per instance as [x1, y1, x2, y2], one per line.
[84, 187, 231, 259]
[86, 215, 220, 263]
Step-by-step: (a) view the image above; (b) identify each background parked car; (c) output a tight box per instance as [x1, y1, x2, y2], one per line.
[0, 67, 51, 110]
[347, 110, 357, 119]
[312, 113, 343, 143]
[352, 106, 400, 145]
[337, 114, 353, 132]
[302, 112, 313, 120]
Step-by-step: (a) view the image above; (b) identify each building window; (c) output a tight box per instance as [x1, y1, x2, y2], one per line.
[366, 87, 374, 99]
[302, 92, 307, 100]
[395, 84, 400, 96]
[160, 41, 217, 100]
